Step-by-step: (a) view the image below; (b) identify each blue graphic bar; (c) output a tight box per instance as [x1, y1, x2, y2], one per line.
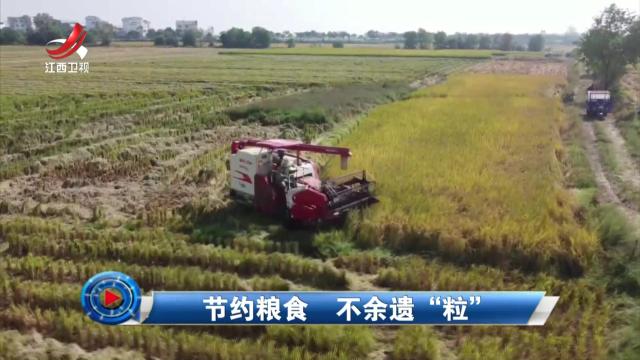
[134, 291, 556, 326]
[80, 272, 558, 326]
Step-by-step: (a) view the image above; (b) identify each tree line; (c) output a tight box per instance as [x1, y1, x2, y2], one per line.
[218, 27, 271, 48]
[149, 26, 272, 48]
[0, 13, 565, 53]
[402, 30, 545, 51]
[578, 4, 640, 89]
[0, 12, 556, 52]
[150, 28, 201, 47]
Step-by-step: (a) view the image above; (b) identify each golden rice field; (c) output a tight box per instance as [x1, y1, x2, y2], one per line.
[327, 74, 598, 275]
[321, 72, 620, 359]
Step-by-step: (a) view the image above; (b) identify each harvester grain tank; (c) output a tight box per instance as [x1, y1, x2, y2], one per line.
[229, 139, 377, 225]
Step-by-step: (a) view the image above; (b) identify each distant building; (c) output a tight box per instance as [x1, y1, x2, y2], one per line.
[204, 27, 215, 36]
[85, 16, 106, 30]
[122, 17, 150, 36]
[7, 15, 32, 31]
[176, 20, 198, 33]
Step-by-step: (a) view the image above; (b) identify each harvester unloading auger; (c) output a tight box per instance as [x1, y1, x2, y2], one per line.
[229, 139, 378, 226]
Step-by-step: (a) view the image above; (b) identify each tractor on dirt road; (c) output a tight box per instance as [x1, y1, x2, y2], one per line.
[228, 139, 377, 226]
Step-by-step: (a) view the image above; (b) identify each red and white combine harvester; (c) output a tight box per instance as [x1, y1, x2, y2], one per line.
[229, 139, 377, 225]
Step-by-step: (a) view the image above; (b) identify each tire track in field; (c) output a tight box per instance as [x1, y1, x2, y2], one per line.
[583, 121, 622, 204]
[582, 120, 640, 226]
[599, 117, 640, 200]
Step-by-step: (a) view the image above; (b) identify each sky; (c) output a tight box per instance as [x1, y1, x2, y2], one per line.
[1, 0, 639, 34]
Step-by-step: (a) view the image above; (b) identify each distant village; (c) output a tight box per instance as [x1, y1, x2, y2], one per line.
[4, 15, 214, 40]
[1, 14, 401, 43]
[1, 14, 580, 49]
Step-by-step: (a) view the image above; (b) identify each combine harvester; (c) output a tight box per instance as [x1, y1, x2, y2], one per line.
[229, 139, 377, 226]
[586, 90, 612, 119]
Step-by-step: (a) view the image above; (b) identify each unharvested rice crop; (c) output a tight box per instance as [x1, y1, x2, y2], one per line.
[327, 74, 598, 275]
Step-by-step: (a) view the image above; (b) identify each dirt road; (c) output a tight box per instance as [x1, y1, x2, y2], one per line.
[598, 118, 640, 191]
[582, 121, 622, 204]
[570, 66, 640, 228]
[582, 120, 640, 225]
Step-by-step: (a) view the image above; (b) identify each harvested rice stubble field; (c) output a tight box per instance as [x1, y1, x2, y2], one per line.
[0, 46, 475, 221]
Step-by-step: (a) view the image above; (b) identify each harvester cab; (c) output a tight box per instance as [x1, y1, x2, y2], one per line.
[229, 139, 377, 225]
[586, 90, 612, 119]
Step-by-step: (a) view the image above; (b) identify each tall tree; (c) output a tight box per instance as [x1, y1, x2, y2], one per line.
[417, 28, 433, 49]
[403, 31, 418, 49]
[159, 28, 179, 46]
[491, 34, 502, 49]
[463, 34, 478, 49]
[527, 34, 545, 51]
[366, 30, 381, 39]
[219, 27, 272, 48]
[623, 18, 640, 63]
[153, 35, 166, 46]
[446, 34, 463, 49]
[146, 29, 157, 40]
[182, 31, 197, 47]
[27, 13, 69, 45]
[251, 27, 271, 48]
[220, 28, 252, 48]
[0, 28, 25, 45]
[579, 4, 638, 89]
[33, 13, 58, 31]
[433, 31, 447, 49]
[95, 22, 114, 46]
[478, 35, 492, 49]
[498, 33, 513, 51]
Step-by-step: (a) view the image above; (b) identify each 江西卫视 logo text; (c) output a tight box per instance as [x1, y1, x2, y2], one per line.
[44, 23, 90, 74]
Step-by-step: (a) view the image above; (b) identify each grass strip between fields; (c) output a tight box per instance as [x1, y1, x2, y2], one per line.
[220, 48, 499, 59]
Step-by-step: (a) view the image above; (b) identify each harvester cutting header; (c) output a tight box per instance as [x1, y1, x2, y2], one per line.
[229, 139, 377, 225]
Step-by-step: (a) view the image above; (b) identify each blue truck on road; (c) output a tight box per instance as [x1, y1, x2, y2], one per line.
[586, 90, 612, 119]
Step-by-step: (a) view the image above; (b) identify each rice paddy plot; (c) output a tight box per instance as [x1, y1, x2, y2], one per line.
[327, 74, 598, 275]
